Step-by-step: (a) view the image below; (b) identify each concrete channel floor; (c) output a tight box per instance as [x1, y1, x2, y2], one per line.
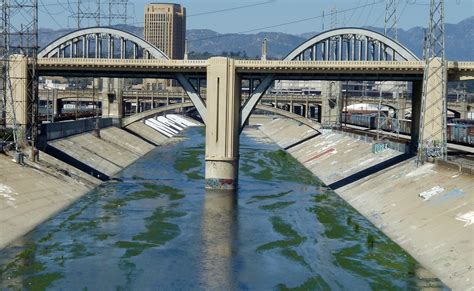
[0, 120, 190, 250]
[257, 117, 474, 290]
[0, 151, 96, 249]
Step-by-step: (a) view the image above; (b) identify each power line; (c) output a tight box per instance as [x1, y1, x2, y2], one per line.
[188, 0, 384, 43]
[188, 0, 276, 18]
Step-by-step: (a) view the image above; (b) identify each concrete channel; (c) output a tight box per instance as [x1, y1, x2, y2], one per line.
[0, 113, 472, 289]
[253, 115, 474, 290]
[0, 114, 200, 250]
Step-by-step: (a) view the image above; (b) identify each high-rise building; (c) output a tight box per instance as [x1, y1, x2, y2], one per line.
[144, 3, 186, 60]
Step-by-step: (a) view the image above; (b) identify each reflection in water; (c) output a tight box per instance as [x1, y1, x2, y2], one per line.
[200, 189, 237, 289]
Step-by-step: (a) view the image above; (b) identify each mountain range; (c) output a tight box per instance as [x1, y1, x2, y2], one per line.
[38, 16, 474, 61]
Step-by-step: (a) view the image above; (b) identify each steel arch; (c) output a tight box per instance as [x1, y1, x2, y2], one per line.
[240, 28, 419, 128]
[38, 27, 168, 59]
[285, 27, 419, 61]
[38, 27, 207, 122]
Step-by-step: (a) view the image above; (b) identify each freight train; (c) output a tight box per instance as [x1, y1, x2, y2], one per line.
[342, 113, 473, 146]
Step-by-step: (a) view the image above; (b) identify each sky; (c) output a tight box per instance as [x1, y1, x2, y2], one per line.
[38, 0, 474, 34]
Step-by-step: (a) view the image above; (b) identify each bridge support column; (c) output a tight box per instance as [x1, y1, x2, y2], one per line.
[398, 97, 407, 119]
[8, 55, 29, 145]
[52, 89, 60, 119]
[101, 81, 123, 119]
[305, 98, 309, 118]
[321, 81, 342, 127]
[411, 80, 423, 152]
[459, 100, 468, 119]
[205, 57, 240, 190]
[418, 58, 447, 156]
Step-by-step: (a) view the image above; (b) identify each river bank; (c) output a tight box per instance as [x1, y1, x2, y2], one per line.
[253, 116, 474, 290]
[1, 125, 443, 290]
[0, 116, 200, 249]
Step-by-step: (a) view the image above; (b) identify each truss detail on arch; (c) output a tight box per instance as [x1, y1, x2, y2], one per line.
[286, 27, 419, 61]
[38, 27, 207, 122]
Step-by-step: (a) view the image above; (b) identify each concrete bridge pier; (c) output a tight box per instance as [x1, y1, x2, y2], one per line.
[321, 81, 342, 127]
[52, 90, 61, 118]
[8, 55, 29, 145]
[411, 80, 423, 152]
[417, 58, 447, 157]
[100, 78, 123, 118]
[205, 57, 240, 190]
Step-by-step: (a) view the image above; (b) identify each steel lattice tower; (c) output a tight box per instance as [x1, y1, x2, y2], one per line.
[418, 0, 447, 161]
[384, 0, 398, 40]
[108, 0, 128, 26]
[1, 0, 18, 149]
[0, 0, 38, 156]
[73, 0, 101, 28]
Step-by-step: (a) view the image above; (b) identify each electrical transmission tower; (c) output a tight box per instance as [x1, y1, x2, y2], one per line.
[376, 0, 403, 141]
[0, 0, 39, 158]
[107, 0, 128, 26]
[384, 0, 398, 40]
[417, 0, 447, 162]
[72, 0, 128, 28]
[72, 0, 101, 28]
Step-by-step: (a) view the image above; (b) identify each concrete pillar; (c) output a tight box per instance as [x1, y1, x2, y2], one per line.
[398, 97, 407, 119]
[8, 55, 29, 143]
[321, 81, 342, 127]
[54, 95, 62, 116]
[418, 58, 447, 153]
[290, 95, 294, 113]
[100, 78, 123, 119]
[411, 80, 423, 153]
[205, 57, 241, 190]
[459, 101, 468, 119]
[135, 92, 139, 113]
[305, 98, 309, 118]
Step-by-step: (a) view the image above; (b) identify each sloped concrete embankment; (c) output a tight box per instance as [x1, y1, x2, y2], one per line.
[0, 114, 201, 249]
[257, 117, 474, 290]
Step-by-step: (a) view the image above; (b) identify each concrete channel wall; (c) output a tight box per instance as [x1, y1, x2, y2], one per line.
[256, 117, 474, 290]
[0, 115, 201, 250]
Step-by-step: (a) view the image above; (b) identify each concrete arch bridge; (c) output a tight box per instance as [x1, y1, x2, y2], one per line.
[16, 26, 471, 189]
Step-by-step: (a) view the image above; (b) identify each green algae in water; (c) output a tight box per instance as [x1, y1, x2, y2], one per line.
[103, 184, 184, 209]
[94, 233, 115, 241]
[0, 244, 63, 291]
[174, 149, 203, 172]
[259, 201, 296, 210]
[116, 209, 186, 258]
[280, 249, 311, 271]
[276, 275, 331, 291]
[241, 149, 319, 185]
[21, 272, 63, 291]
[311, 186, 421, 288]
[257, 216, 306, 252]
[115, 241, 156, 258]
[248, 190, 293, 203]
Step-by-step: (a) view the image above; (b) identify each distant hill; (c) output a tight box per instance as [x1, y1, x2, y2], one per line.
[38, 16, 474, 60]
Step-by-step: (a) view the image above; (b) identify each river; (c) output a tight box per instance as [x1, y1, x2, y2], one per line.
[0, 126, 445, 290]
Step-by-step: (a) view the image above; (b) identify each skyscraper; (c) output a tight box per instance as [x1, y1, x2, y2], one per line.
[144, 3, 186, 60]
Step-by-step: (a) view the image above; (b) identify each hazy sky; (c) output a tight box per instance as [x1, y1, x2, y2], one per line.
[39, 0, 473, 33]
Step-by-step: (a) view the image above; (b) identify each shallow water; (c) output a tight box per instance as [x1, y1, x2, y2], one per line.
[0, 127, 445, 290]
